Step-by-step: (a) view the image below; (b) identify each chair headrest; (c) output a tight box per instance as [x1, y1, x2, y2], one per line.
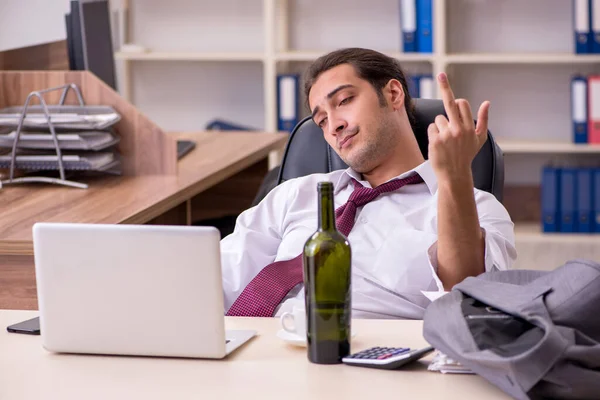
[411, 98, 448, 159]
[278, 98, 504, 201]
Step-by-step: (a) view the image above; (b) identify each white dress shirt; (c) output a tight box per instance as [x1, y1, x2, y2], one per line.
[220, 161, 517, 319]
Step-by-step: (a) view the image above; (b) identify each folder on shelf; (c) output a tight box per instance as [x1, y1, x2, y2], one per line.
[407, 74, 420, 98]
[416, 0, 433, 53]
[574, 0, 591, 54]
[592, 0, 600, 53]
[205, 119, 254, 131]
[559, 168, 578, 233]
[576, 168, 594, 232]
[0, 130, 119, 151]
[277, 74, 299, 133]
[571, 75, 588, 143]
[418, 75, 434, 99]
[588, 75, 600, 143]
[400, 0, 417, 52]
[541, 167, 560, 233]
[593, 168, 600, 232]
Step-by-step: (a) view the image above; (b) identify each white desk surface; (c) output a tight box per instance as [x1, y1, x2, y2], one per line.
[0, 310, 509, 399]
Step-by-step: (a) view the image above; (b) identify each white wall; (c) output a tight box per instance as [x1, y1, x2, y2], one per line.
[0, 0, 71, 51]
[132, 61, 265, 131]
[446, 0, 572, 53]
[287, 0, 401, 52]
[129, 0, 264, 52]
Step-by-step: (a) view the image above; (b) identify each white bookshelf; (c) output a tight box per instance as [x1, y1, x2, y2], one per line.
[113, 0, 600, 139]
[111, 0, 600, 256]
[274, 51, 434, 62]
[115, 50, 600, 65]
[115, 51, 266, 62]
[498, 140, 600, 154]
[512, 223, 600, 270]
[514, 223, 598, 244]
[446, 53, 600, 65]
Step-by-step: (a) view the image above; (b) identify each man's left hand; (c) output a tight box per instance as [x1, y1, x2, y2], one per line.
[427, 72, 489, 183]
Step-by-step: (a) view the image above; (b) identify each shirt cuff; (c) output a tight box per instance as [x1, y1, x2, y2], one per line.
[426, 227, 497, 292]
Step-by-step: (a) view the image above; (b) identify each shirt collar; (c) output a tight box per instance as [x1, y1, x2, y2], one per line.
[334, 160, 438, 195]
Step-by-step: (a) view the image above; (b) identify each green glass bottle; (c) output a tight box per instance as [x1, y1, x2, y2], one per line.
[303, 181, 352, 364]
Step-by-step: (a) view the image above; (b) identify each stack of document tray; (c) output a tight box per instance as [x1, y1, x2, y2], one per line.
[0, 105, 122, 175]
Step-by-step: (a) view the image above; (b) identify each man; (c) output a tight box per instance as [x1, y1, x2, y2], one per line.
[221, 48, 516, 319]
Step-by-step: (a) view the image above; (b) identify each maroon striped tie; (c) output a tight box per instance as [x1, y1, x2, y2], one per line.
[226, 173, 423, 317]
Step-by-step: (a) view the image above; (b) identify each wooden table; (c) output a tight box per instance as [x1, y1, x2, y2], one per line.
[0, 310, 510, 400]
[0, 131, 288, 309]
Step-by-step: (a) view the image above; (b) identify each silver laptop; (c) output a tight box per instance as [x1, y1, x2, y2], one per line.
[32, 222, 256, 358]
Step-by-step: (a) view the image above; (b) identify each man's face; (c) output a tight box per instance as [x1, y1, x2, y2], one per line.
[308, 64, 399, 174]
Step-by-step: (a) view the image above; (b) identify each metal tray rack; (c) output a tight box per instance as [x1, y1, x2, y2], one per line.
[0, 83, 120, 189]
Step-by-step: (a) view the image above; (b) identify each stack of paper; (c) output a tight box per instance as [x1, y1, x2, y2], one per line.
[427, 352, 473, 374]
[0, 153, 118, 172]
[0, 130, 119, 151]
[0, 106, 121, 130]
[0, 105, 123, 179]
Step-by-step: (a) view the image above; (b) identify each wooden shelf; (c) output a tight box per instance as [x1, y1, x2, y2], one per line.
[275, 51, 434, 63]
[446, 53, 600, 64]
[515, 223, 600, 243]
[115, 51, 265, 62]
[497, 140, 600, 154]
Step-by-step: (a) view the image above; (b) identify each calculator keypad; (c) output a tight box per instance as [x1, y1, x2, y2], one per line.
[346, 347, 410, 360]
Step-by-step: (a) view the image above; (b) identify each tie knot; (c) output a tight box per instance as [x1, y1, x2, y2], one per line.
[348, 173, 423, 207]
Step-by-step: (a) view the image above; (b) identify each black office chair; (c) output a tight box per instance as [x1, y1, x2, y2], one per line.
[252, 98, 504, 207]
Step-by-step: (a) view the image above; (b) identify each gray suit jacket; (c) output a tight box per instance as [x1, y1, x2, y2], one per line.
[423, 259, 600, 400]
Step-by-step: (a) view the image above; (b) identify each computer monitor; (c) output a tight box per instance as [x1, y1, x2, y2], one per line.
[65, 0, 116, 90]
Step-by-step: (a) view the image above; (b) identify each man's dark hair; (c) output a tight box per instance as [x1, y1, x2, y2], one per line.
[304, 48, 415, 123]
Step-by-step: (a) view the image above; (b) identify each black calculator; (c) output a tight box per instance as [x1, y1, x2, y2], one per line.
[342, 346, 435, 370]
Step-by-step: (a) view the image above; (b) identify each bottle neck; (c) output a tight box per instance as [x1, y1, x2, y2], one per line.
[318, 187, 336, 232]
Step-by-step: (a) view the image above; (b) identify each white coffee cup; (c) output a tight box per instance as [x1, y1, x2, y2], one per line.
[280, 305, 306, 337]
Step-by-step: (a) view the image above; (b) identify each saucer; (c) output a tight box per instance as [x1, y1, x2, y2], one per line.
[276, 329, 307, 347]
[276, 329, 357, 347]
